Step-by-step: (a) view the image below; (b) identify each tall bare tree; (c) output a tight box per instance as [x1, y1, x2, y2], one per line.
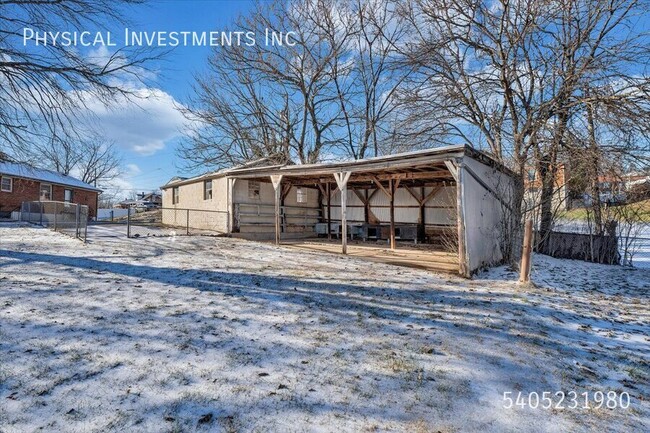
[0, 0, 158, 154]
[399, 0, 650, 256]
[179, 0, 415, 169]
[179, 0, 349, 169]
[32, 135, 122, 185]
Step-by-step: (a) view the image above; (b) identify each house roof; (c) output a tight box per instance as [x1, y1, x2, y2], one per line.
[228, 145, 514, 179]
[161, 157, 284, 189]
[0, 161, 102, 192]
[161, 145, 515, 189]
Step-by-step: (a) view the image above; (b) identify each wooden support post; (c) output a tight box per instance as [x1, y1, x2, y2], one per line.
[456, 162, 469, 277]
[389, 179, 396, 250]
[326, 182, 332, 240]
[271, 175, 283, 245]
[419, 186, 425, 242]
[333, 172, 351, 254]
[520, 219, 534, 283]
[227, 178, 237, 233]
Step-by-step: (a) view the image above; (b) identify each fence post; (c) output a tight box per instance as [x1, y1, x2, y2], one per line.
[127, 208, 131, 238]
[39, 202, 43, 225]
[111, 210, 114, 222]
[53, 203, 58, 231]
[186, 209, 190, 235]
[519, 219, 534, 283]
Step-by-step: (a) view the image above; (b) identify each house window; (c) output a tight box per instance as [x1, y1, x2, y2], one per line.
[204, 180, 212, 200]
[296, 187, 307, 203]
[64, 189, 74, 203]
[172, 187, 179, 204]
[248, 180, 260, 199]
[0, 176, 12, 192]
[39, 183, 52, 201]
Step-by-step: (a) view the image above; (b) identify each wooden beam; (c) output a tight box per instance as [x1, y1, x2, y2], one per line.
[287, 171, 452, 186]
[352, 188, 367, 204]
[389, 179, 396, 250]
[326, 182, 332, 240]
[333, 172, 351, 254]
[230, 151, 463, 179]
[361, 171, 451, 183]
[227, 178, 237, 233]
[419, 186, 426, 242]
[445, 160, 459, 182]
[372, 176, 392, 198]
[456, 165, 469, 277]
[271, 175, 283, 246]
[365, 188, 380, 224]
[421, 184, 443, 205]
[352, 189, 369, 224]
[404, 185, 423, 205]
[281, 183, 292, 202]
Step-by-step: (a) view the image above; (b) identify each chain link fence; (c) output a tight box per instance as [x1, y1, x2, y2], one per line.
[20, 201, 89, 241]
[89, 207, 229, 239]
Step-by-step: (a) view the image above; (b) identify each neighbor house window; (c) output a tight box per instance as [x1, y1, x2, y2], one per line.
[248, 180, 260, 199]
[204, 180, 212, 200]
[39, 183, 52, 201]
[296, 187, 307, 203]
[172, 187, 179, 204]
[527, 169, 536, 182]
[0, 176, 12, 192]
[64, 189, 73, 203]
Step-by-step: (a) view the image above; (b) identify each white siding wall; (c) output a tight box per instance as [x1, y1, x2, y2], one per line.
[461, 157, 516, 273]
[323, 184, 456, 226]
[161, 177, 229, 232]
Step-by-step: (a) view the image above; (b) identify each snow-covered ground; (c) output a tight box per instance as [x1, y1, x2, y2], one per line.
[0, 223, 648, 432]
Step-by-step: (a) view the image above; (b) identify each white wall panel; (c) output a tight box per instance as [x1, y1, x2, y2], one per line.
[461, 158, 516, 273]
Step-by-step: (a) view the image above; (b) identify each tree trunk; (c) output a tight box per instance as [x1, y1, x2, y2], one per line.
[586, 98, 603, 235]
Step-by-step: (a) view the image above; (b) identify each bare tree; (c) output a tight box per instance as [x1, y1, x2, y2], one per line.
[399, 0, 650, 260]
[324, 0, 413, 159]
[179, 0, 350, 169]
[0, 0, 158, 154]
[179, 0, 415, 169]
[33, 135, 122, 185]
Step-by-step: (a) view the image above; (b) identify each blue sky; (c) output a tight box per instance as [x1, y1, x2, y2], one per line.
[91, 1, 257, 197]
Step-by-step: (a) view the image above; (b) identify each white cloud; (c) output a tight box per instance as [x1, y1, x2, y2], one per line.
[78, 87, 189, 156]
[125, 163, 141, 176]
[99, 176, 136, 202]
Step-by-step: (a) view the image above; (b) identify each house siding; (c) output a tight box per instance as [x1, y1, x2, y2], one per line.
[0, 176, 98, 218]
[161, 177, 229, 232]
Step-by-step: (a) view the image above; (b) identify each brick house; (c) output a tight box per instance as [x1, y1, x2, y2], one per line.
[0, 161, 101, 219]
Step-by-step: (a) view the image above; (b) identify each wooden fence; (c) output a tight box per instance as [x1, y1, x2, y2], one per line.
[535, 230, 620, 265]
